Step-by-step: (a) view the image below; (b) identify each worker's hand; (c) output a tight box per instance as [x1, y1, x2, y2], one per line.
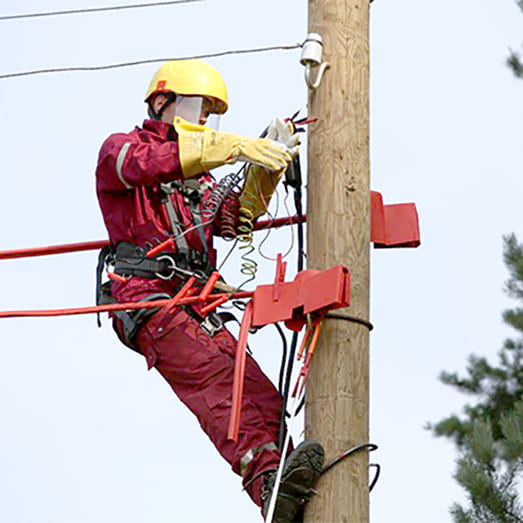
[230, 136, 292, 171]
[266, 116, 300, 158]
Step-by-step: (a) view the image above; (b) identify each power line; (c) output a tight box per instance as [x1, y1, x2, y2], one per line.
[0, 44, 303, 80]
[0, 0, 202, 22]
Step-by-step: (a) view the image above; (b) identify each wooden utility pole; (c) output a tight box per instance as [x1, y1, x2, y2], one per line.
[305, 0, 371, 522]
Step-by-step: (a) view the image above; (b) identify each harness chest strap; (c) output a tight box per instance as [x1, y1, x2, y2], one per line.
[160, 182, 190, 253]
[159, 179, 211, 256]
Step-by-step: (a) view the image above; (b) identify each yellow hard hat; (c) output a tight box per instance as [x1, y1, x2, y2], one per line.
[145, 59, 228, 114]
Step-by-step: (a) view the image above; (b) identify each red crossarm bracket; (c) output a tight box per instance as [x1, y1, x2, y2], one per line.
[251, 265, 350, 332]
[228, 263, 351, 441]
[370, 191, 420, 248]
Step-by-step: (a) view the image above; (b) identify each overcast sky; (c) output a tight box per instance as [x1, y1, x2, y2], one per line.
[1, 1, 523, 522]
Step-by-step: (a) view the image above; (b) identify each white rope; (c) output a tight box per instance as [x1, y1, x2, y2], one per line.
[264, 386, 305, 523]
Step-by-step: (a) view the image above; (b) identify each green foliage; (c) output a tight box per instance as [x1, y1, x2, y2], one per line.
[450, 405, 523, 522]
[504, 234, 523, 300]
[428, 235, 523, 521]
[507, 52, 523, 79]
[508, 2, 523, 78]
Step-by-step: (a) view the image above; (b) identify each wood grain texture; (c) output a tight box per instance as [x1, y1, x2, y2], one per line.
[305, 1, 370, 522]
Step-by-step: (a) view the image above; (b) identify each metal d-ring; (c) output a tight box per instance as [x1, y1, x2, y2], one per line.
[155, 254, 177, 280]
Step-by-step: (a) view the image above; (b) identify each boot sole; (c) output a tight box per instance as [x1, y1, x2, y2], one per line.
[281, 441, 325, 491]
[270, 441, 325, 522]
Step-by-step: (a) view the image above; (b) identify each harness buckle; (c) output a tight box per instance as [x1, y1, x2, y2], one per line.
[154, 253, 207, 283]
[200, 312, 223, 337]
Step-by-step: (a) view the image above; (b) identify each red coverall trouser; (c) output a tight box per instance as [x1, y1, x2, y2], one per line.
[132, 302, 283, 506]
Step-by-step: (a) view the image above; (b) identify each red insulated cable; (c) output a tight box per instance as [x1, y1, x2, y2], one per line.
[303, 321, 322, 367]
[0, 240, 110, 260]
[292, 321, 323, 397]
[198, 271, 221, 301]
[297, 325, 312, 361]
[164, 276, 197, 314]
[199, 295, 230, 316]
[293, 117, 318, 126]
[146, 237, 175, 257]
[255, 215, 305, 231]
[0, 216, 307, 261]
[107, 272, 128, 284]
[0, 290, 254, 319]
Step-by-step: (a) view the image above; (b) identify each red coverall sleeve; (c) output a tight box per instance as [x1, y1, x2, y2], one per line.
[96, 132, 184, 191]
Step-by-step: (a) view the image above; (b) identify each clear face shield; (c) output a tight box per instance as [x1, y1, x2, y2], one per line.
[172, 95, 221, 130]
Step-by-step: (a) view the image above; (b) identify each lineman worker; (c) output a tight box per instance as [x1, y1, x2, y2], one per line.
[95, 59, 324, 522]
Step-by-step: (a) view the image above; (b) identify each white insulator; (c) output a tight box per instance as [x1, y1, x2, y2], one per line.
[300, 33, 323, 66]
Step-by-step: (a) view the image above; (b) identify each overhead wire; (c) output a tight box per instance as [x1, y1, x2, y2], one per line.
[0, 44, 302, 81]
[0, 0, 202, 22]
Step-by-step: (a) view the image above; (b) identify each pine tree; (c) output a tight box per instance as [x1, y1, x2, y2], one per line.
[428, 234, 523, 521]
[508, 1, 523, 78]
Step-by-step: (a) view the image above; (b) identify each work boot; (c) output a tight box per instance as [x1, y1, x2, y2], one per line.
[261, 441, 325, 523]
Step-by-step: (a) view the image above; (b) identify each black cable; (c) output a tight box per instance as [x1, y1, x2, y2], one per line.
[295, 394, 305, 416]
[278, 154, 305, 450]
[273, 323, 288, 396]
[320, 443, 381, 492]
[278, 330, 299, 449]
[289, 157, 307, 418]
[293, 160, 305, 272]
[321, 443, 378, 475]
[369, 463, 381, 492]
[0, 1, 202, 21]
[0, 43, 302, 81]
[324, 312, 374, 331]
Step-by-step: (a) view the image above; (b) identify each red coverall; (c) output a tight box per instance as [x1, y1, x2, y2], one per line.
[96, 119, 283, 507]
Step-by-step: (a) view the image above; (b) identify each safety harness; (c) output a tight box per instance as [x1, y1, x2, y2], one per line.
[96, 241, 234, 348]
[96, 177, 230, 348]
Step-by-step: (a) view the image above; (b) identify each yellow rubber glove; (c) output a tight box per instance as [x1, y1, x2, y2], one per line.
[238, 116, 302, 221]
[174, 117, 292, 178]
[238, 164, 284, 221]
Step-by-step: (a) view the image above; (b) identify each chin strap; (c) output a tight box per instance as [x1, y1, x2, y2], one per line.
[147, 92, 177, 120]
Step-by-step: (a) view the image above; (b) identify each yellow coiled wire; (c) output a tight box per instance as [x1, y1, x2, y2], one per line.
[236, 201, 258, 288]
[236, 165, 282, 287]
